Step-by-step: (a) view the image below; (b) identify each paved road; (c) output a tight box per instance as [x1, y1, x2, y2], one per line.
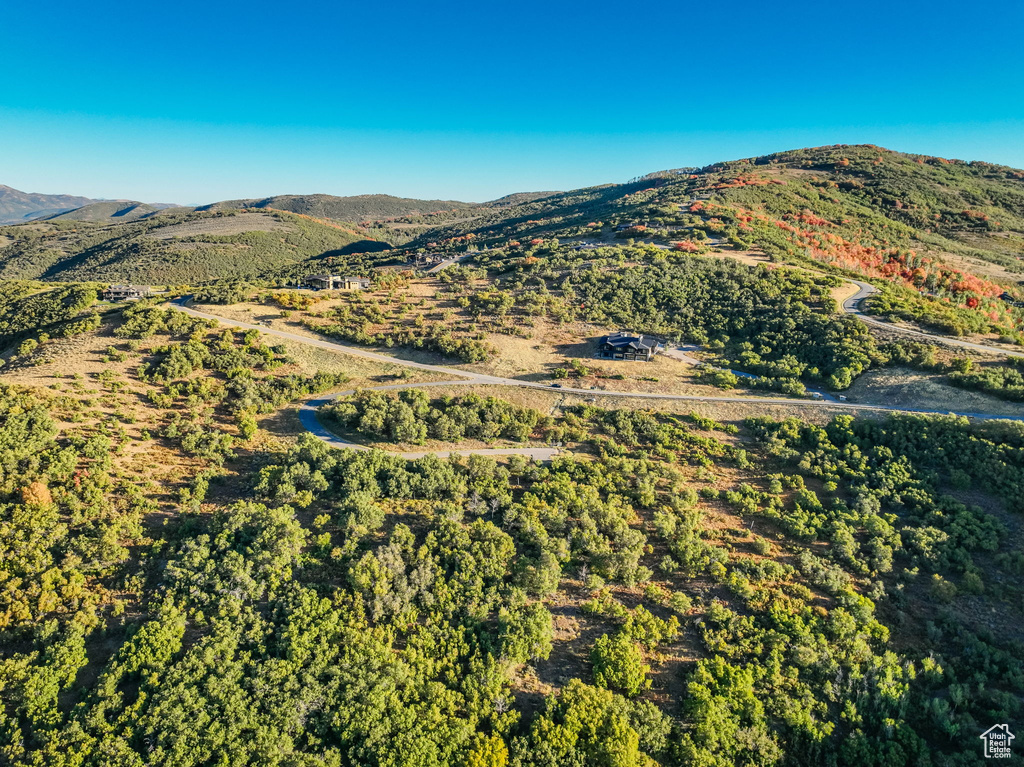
[674, 200, 1024, 360]
[841, 279, 1024, 359]
[425, 253, 471, 274]
[299, 382, 560, 460]
[169, 299, 1024, 434]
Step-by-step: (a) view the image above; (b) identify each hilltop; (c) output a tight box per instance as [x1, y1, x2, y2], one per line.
[1, 146, 1022, 319]
[400, 145, 1024, 337]
[199, 192, 475, 221]
[44, 200, 172, 222]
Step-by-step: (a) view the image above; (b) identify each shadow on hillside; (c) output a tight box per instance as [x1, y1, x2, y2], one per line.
[324, 240, 393, 257]
[552, 337, 600, 360]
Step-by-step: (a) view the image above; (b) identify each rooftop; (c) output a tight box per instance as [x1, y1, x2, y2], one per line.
[602, 331, 663, 351]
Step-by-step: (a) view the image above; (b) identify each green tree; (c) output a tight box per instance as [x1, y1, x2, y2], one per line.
[591, 632, 651, 697]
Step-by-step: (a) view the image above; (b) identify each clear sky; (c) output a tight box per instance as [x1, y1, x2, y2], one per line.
[1, 0, 1022, 204]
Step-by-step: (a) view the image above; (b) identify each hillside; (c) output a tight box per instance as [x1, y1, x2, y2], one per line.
[412, 146, 1024, 266]
[1, 146, 1022, 334]
[406, 145, 1024, 340]
[0, 283, 1022, 766]
[200, 192, 475, 221]
[44, 200, 167, 222]
[0, 209, 390, 284]
[3, 144, 1024, 764]
[0, 184, 99, 224]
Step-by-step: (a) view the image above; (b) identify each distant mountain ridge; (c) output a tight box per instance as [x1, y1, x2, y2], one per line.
[44, 200, 172, 223]
[4, 145, 1023, 294]
[0, 185, 100, 224]
[0, 207, 381, 283]
[0, 184, 183, 224]
[199, 193, 476, 222]
[0, 184, 552, 228]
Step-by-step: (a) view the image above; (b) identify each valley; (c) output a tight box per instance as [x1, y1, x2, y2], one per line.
[1, 145, 1023, 767]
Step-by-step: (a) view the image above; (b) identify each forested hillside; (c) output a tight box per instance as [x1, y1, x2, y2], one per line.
[200, 193, 475, 221]
[3, 145, 1022, 324]
[409, 145, 1024, 340]
[1, 146, 1023, 766]
[0, 294, 1021, 765]
[0, 209, 389, 284]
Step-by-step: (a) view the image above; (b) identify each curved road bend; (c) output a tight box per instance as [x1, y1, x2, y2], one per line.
[169, 299, 1024, 453]
[842, 279, 1024, 359]
[301, 382, 559, 460]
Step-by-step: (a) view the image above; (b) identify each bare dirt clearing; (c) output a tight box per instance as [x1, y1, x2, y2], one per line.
[456, 316, 719, 394]
[148, 213, 292, 239]
[830, 280, 860, 306]
[931, 232, 1024, 283]
[844, 366, 1024, 417]
[422, 384, 857, 426]
[706, 246, 769, 267]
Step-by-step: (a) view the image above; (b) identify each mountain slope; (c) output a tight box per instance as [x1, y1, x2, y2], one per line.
[200, 193, 475, 222]
[0, 209, 389, 284]
[0, 184, 99, 224]
[407, 145, 1024, 339]
[2, 145, 1023, 313]
[45, 200, 166, 222]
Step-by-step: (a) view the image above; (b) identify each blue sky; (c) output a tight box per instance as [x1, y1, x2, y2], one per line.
[1, 0, 1022, 204]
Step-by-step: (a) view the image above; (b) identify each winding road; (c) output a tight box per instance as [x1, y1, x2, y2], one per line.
[299, 381, 561, 460]
[841, 279, 1024, 359]
[167, 296, 1024, 460]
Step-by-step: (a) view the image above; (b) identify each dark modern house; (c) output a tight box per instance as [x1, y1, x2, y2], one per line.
[598, 331, 664, 361]
[999, 292, 1024, 307]
[102, 285, 151, 301]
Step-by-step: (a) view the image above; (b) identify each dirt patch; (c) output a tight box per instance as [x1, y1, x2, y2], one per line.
[843, 366, 1024, 417]
[705, 246, 770, 267]
[403, 384, 861, 428]
[831, 280, 860, 306]
[194, 291, 742, 399]
[923, 235, 1024, 284]
[148, 213, 292, 239]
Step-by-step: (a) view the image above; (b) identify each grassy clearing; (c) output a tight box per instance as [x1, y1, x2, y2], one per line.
[148, 212, 292, 239]
[843, 365, 1024, 416]
[1, 313, 461, 514]
[411, 383, 855, 427]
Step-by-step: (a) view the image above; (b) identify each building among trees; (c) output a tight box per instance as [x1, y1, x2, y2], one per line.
[598, 332, 664, 361]
[304, 275, 371, 290]
[410, 253, 447, 267]
[102, 285, 151, 301]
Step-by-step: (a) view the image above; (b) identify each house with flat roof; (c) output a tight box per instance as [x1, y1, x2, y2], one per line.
[343, 276, 371, 290]
[102, 285, 151, 301]
[305, 274, 371, 290]
[598, 331, 664, 361]
[304, 274, 343, 290]
[411, 252, 446, 266]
